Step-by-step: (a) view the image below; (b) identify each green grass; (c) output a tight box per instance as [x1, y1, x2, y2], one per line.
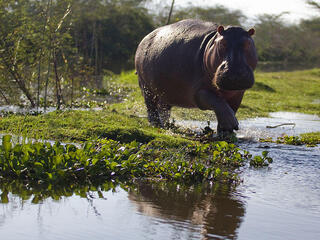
[0, 110, 190, 146]
[0, 68, 319, 145]
[239, 68, 320, 119]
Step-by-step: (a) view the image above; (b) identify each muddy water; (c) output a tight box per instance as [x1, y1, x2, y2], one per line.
[0, 112, 319, 240]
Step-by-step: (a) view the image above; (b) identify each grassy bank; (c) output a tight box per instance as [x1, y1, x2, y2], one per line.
[0, 68, 319, 143]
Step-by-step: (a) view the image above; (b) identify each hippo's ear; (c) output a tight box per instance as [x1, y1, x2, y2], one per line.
[217, 25, 225, 35]
[248, 28, 255, 36]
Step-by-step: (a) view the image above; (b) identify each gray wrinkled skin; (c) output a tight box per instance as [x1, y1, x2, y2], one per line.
[135, 19, 257, 134]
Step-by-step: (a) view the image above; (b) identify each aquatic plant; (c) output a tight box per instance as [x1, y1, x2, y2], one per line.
[249, 151, 273, 167]
[260, 133, 320, 147]
[0, 135, 269, 188]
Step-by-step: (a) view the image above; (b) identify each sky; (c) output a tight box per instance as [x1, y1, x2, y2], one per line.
[172, 0, 319, 23]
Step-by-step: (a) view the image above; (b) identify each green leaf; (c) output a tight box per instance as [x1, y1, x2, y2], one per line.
[262, 151, 269, 158]
[3, 135, 12, 153]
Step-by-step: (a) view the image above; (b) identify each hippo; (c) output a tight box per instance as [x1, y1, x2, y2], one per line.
[135, 19, 257, 135]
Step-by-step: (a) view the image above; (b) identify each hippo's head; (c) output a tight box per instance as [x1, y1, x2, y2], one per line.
[204, 26, 258, 91]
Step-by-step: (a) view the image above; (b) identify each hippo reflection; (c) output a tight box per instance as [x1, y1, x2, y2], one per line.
[135, 19, 257, 134]
[128, 182, 245, 239]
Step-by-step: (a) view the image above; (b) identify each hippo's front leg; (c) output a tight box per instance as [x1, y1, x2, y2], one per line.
[194, 89, 239, 134]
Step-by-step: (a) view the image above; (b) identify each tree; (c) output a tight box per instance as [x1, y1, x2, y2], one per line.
[307, 0, 320, 10]
[153, 4, 246, 26]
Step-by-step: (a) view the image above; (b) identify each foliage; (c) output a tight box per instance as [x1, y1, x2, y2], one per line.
[260, 132, 320, 147]
[249, 150, 273, 167]
[0, 135, 269, 187]
[254, 14, 320, 71]
[0, 0, 154, 107]
[307, 0, 320, 10]
[72, 0, 153, 73]
[155, 4, 246, 26]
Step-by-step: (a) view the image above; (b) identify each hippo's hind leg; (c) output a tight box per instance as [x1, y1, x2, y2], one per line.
[138, 76, 161, 126]
[144, 96, 172, 128]
[139, 76, 171, 128]
[158, 103, 172, 128]
[143, 90, 162, 127]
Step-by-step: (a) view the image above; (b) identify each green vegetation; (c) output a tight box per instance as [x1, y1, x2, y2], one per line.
[249, 151, 273, 167]
[1, 67, 318, 190]
[0, 134, 265, 187]
[239, 68, 320, 119]
[260, 132, 320, 147]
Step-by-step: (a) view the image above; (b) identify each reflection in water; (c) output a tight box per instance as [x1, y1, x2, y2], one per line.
[0, 180, 245, 240]
[128, 182, 245, 239]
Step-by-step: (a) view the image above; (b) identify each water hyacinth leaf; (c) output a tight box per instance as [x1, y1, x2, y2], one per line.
[215, 168, 221, 177]
[34, 162, 44, 171]
[1, 191, 9, 203]
[92, 157, 100, 165]
[174, 173, 182, 178]
[262, 151, 269, 158]
[0, 134, 272, 185]
[3, 135, 12, 153]
[31, 195, 41, 204]
[53, 155, 63, 166]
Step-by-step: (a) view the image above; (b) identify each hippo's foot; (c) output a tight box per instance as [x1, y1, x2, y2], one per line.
[215, 105, 239, 133]
[148, 111, 161, 127]
[194, 89, 239, 131]
[216, 120, 238, 142]
[144, 91, 171, 128]
[148, 110, 171, 128]
[216, 130, 238, 142]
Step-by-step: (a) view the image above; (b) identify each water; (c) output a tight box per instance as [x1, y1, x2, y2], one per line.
[177, 111, 320, 140]
[0, 112, 319, 240]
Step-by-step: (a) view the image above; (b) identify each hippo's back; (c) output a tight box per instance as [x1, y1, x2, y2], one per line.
[135, 19, 217, 107]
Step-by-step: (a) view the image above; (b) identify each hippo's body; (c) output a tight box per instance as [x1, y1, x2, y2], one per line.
[135, 19, 257, 134]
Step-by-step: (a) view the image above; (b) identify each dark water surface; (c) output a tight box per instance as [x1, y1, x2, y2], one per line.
[0, 112, 319, 240]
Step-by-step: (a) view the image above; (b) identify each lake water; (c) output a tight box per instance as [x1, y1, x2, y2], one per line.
[0, 112, 319, 239]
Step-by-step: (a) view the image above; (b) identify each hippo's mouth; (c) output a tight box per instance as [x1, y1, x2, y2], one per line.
[214, 63, 255, 90]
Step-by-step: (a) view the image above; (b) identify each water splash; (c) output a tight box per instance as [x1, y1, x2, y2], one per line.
[176, 112, 320, 141]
